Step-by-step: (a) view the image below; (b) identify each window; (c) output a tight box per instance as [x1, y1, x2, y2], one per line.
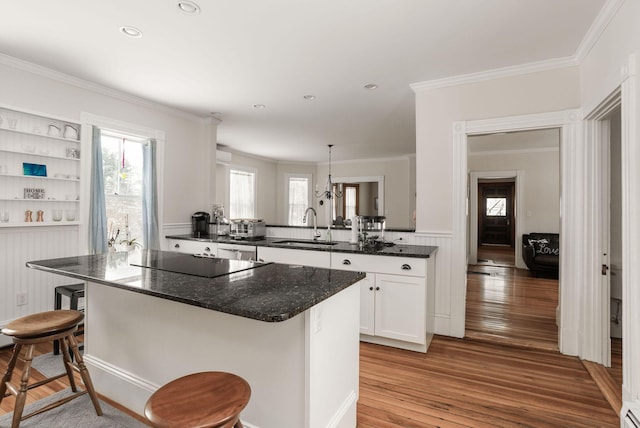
[229, 167, 256, 219]
[101, 131, 146, 248]
[286, 174, 311, 225]
[486, 197, 507, 216]
[344, 184, 358, 220]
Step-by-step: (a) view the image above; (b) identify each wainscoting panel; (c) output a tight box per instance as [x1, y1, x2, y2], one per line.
[0, 225, 80, 345]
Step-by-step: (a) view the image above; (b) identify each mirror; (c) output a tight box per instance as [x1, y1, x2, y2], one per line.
[331, 176, 384, 225]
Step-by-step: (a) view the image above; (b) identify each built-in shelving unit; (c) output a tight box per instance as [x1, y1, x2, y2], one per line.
[0, 106, 81, 227]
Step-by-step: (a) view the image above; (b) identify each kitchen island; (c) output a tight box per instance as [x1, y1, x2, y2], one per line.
[27, 250, 365, 428]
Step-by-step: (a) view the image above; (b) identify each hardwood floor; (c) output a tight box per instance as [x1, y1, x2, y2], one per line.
[465, 264, 559, 351]
[476, 244, 515, 267]
[359, 338, 618, 427]
[359, 265, 620, 427]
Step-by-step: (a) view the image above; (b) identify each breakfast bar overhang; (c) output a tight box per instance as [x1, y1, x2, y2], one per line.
[27, 250, 365, 428]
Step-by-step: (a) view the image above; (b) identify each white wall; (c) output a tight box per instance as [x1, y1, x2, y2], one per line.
[0, 58, 214, 330]
[579, 0, 640, 405]
[0, 60, 214, 225]
[468, 148, 561, 234]
[413, 67, 581, 337]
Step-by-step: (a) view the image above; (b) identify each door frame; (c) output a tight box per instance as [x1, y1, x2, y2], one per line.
[452, 109, 583, 355]
[469, 170, 525, 269]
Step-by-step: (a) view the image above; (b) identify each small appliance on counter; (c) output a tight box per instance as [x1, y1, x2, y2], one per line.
[211, 204, 230, 236]
[192, 211, 210, 238]
[229, 219, 266, 240]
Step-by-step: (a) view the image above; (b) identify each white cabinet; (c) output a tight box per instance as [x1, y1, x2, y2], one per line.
[0, 106, 81, 227]
[372, 274, 425, 344]
[332, 253, 435, 352]
[359, 274, 376, 336]
[257, 246, 331, 268]
[167, 239, 217, 256]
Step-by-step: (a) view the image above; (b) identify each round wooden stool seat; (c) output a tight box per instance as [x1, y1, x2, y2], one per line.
[1, 310, 84, 339]
[145, 371, 251, 428]
[0, 310, 102, 428]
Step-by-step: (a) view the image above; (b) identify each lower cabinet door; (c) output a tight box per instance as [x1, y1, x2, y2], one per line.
[359, 274, 376, 335]
[374, 274, 426, 344]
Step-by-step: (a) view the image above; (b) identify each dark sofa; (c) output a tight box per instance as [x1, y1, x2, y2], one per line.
[522, 233, 559, 278]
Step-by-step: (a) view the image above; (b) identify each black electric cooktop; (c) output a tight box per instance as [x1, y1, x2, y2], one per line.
[130, 252, 268, 278]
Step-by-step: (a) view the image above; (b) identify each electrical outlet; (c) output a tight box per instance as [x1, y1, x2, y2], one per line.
[16, 292, 27, 306]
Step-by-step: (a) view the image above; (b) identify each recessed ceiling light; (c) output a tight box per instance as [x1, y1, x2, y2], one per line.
[253, 104, 266, 109]
[303, 95, 317, 101]
[178, 1, 201, 14]
[363, 83, 378, 90]
[120, 26, 143, 38]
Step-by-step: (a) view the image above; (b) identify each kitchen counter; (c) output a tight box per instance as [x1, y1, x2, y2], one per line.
[26, 250, 363, 427]
[165, 234, 437, 259]
[27, 250, 364, 322]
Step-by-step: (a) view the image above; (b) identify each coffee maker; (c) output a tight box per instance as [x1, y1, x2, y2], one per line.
[191, 211, 210, 237]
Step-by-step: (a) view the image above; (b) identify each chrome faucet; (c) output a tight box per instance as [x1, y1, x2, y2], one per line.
[303, 207, 321, 240]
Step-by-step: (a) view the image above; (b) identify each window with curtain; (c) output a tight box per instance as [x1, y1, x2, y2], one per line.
[229, 167, 256, 219]
[100, 131, 146, 249]
[287, 175, 310, 225]
[344, 185, 358, 220]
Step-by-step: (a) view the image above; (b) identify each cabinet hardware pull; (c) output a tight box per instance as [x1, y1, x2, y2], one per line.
[375, 286, 380, 291]
[174, 243, 180, 248]
[369, 287, 374, 291]
[342, 259, 351, 265]
[401, 264, 412, 270]
[205, 247, 210, 252]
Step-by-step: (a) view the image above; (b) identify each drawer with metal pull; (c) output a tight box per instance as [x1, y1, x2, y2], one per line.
[330, 253, 426, 277]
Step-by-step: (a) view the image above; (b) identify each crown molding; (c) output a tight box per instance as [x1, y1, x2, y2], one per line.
[574, 0, 625, 62]
[0, 52, 206, 123]
[410, 56, 578, 92]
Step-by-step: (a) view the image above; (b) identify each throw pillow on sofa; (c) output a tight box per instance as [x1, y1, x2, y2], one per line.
[529, 238, 559, 256]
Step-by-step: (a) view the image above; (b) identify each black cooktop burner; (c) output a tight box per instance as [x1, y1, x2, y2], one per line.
[131, 252, 267, 278]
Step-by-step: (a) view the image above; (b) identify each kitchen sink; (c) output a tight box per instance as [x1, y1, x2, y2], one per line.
[272, 239, 338, 247]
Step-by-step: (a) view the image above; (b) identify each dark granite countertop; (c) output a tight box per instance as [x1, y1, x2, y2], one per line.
[26, 250, 364, 323]
[166, 235, 437, 259]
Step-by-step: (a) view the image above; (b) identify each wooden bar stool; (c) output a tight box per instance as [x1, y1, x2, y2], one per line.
[0, 310, 103, 428]
[53, 283, 85, 356]
[144, 371, 251, 428]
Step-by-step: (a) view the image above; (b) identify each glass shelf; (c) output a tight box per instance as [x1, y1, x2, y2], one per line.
[0, 126, 80, 143]
[0, 221, 79, 228]
[0, 148, 81, 161]
[0, 198, 80, 202]
[0, 173, 79, 181]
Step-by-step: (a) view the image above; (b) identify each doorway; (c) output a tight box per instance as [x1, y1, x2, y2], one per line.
[464, 127, 562, 350]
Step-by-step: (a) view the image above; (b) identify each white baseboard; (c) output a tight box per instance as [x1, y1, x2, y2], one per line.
[328, 390, 357, 428]
[85, 354, 264, 427]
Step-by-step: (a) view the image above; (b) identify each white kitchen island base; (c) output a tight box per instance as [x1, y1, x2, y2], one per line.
[83, 281, 360, 428]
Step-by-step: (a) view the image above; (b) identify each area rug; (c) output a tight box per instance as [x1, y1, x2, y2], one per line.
[30, 351, 74, 379]
[0, 388, 148, 427]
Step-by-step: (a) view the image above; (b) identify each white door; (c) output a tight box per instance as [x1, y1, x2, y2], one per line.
[374, 274, 425, 344]
[359, 274, 376, 335]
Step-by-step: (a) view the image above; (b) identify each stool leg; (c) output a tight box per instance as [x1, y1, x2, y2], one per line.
[68, 333, 102, 416]
[60, 336, 78, 392]
[0, 344, 22, 405]
[234, 420, 244, 428]
[12, 344, 36, 428]
[54, 292, 63, 355]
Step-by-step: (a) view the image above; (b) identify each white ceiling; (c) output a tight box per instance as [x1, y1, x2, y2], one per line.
[0, 0, 605, 162]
